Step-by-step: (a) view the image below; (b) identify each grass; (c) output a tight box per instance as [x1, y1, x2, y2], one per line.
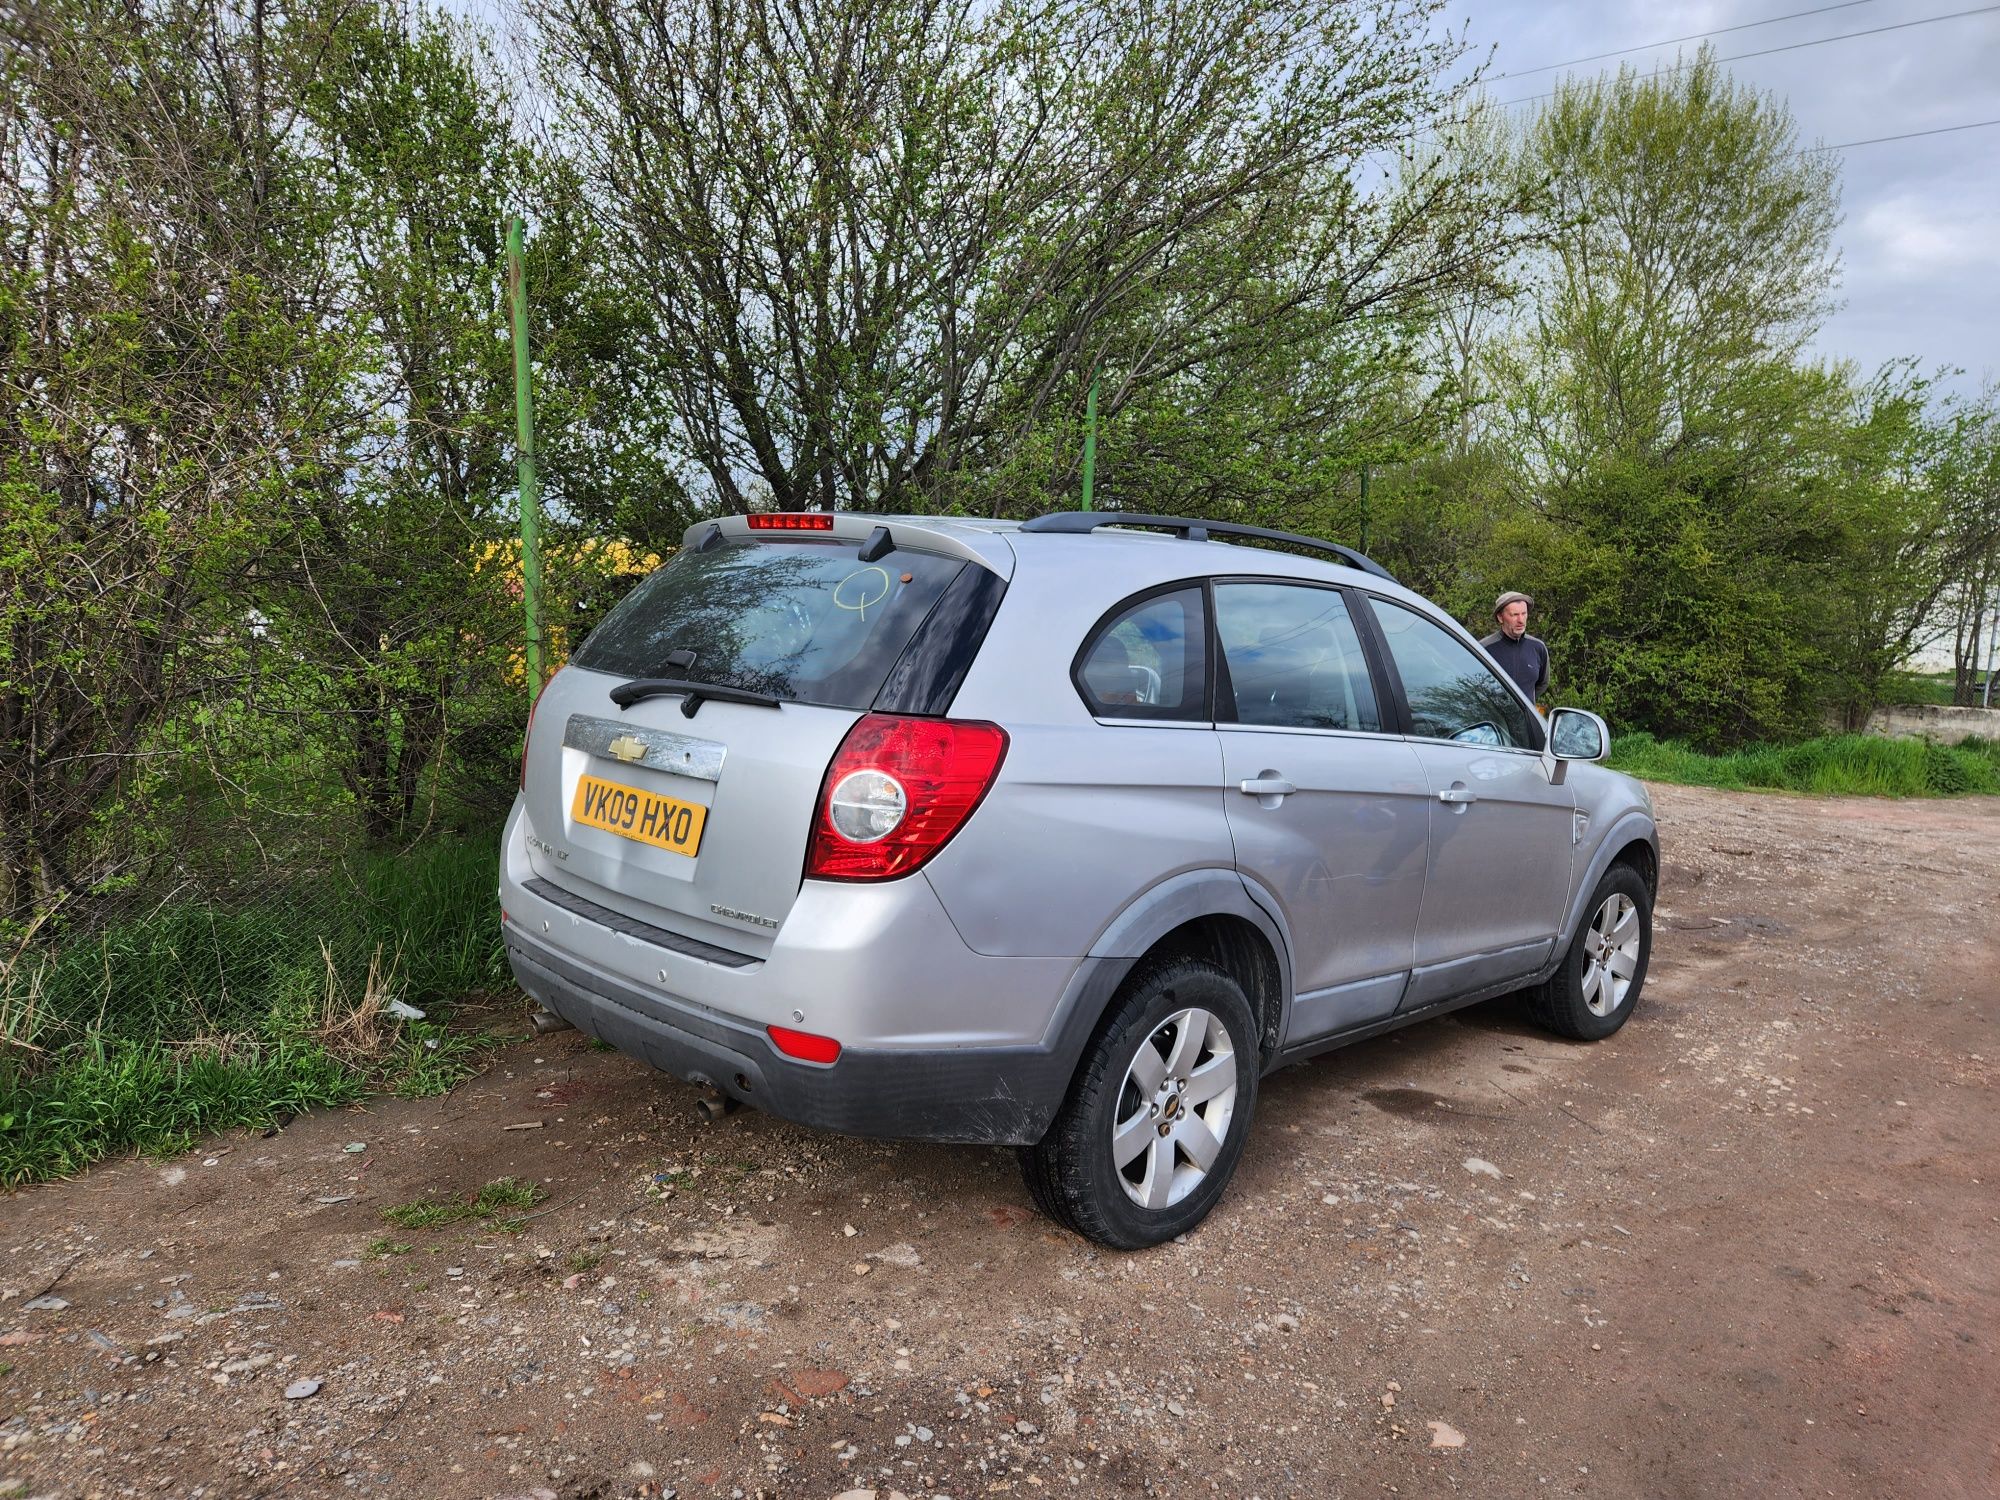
[0, 833, 510, 1188]
[1609, 732, 2000, 797]
[0, 1037, 369, 1184]
[1878, 670, 1961, 706]
[381, 1176, 545, 1232]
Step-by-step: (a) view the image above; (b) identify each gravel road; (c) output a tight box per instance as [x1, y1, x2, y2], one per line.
[2, 783, 1995, 1499]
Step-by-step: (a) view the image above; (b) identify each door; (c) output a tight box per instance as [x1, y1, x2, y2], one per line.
[1212, 581, 1430, 1042]
[1361, 596, 1575, 1008]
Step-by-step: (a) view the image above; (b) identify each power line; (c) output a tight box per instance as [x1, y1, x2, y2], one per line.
[1492, 0, 1878, 82]
[1814, 116, 2000, 149]
[1496, 5, 2000, 109]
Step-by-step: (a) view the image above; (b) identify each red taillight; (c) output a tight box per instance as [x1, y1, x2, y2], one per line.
[746, 512, 835, 531]
[767, 1024, 842, 1065]
[805, 714, 1008, 881]
[519, 695, 538, 790]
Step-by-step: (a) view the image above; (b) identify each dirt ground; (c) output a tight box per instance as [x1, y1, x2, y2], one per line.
[2, 783, 1996, 1500]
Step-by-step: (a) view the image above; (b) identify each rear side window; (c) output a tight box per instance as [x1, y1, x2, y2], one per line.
[1369, 598, 1538, 749]
[1215, 582, 1381, 732]
[572, 538, 965, 711]
[1076, 588, 1208, 721]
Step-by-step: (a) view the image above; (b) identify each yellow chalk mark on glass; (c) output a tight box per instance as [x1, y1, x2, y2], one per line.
[833, 565, 892, 622]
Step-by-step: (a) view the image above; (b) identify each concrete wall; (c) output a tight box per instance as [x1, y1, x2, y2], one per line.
[1865, 703, 2000, 742]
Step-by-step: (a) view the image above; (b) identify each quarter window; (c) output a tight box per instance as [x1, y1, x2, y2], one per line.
[1214, 583, 1381, 732]
[1076, 588, 1207, 720]
[1370, 599, 1537, 748]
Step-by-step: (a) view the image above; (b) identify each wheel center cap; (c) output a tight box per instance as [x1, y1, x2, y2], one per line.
[1162, 1094, 1181, 1119]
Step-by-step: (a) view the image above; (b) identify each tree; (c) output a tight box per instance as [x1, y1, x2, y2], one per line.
[1927, 389, 2000, 704]
[1474, 53, 1890, 744]
[0, 0, 345, 921]
[528, 0, 1518, 517]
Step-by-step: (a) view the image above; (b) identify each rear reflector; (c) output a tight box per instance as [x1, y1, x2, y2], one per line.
[746, 512, 835, 531]
[767, 1024, 842, 1064]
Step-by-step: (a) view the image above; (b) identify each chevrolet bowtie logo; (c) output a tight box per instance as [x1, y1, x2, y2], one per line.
[606, 734, 647, 763]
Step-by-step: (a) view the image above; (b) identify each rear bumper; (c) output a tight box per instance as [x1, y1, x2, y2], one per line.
[504, 926, 1126, 1146]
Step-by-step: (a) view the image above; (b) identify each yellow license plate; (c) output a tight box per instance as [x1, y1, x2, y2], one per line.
[571, 774, 708, 858]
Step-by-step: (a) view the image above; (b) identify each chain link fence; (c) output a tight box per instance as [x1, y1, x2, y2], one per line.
[1, 728, 514, 1062]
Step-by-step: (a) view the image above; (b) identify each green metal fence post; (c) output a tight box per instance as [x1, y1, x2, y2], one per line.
[507, 216, 546, 704]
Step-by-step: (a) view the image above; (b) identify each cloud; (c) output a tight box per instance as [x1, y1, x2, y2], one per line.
[1853, 194, 1992, 279]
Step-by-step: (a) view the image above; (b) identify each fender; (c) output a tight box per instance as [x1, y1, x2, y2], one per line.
[1084, 865, 1297, 1046]
[1561, 809, 1660, 947]
[1089, 867, 1292, 970]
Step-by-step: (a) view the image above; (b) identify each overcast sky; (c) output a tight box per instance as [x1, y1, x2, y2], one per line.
[1449, 0, 2000, 399]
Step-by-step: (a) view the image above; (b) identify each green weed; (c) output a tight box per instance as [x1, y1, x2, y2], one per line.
[381, 1176, 545, 1231]
[386, 1023, 495, 1099]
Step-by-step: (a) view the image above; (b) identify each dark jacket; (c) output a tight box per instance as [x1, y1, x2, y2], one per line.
[1480, 630, 1549, 701]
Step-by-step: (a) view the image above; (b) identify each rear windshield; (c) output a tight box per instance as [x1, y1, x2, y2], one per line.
[571, 537, 965, 711]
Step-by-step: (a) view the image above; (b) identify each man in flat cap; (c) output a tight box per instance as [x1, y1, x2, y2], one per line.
[1482, 591, 1548, 706]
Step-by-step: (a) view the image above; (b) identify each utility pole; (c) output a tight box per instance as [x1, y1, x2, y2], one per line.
[1079, 375, 1098, 512]
[506, 216, 546, 704]
[1984, 589, 1998, 709]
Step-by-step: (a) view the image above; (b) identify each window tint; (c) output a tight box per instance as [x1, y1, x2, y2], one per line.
[1077, 588, 1207, 720]
[571, 538, 963, 711]
[1370, 599, 1537, 748]
[1215, 583, 1381, 732]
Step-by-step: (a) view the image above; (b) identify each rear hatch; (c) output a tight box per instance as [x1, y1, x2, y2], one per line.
[519, 521, 988, 956]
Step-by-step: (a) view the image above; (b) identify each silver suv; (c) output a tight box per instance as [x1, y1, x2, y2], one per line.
[502, 511, 1658, 1248]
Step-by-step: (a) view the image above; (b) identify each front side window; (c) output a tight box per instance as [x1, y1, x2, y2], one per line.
[1370, 598, 1537, 749]
[1075, 587, 1207, 720]
[1214, 583, 1381, 732]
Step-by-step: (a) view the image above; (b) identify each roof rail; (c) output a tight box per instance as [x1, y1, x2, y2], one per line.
[1019, 511, 1396, 582]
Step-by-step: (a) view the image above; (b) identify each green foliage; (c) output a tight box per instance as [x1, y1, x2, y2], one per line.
[0, 1039, 368, 1187]
[530, 0, 1519, 516]
[1879, 671, 1958, 706]
[386, 1022, 496, 1099]
[3, 835, 503, 1053]
[381, 1176, 545, 1231]
[1430, 54, 1963, 747]
[1608, 732, 2000, 798]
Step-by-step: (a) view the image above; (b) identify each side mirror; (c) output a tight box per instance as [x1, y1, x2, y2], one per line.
[1548, 707, 1610, 762]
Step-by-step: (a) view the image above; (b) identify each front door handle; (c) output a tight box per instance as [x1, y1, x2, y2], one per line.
[1436, 786, 1478, 805]
[1238, 775, 1296, 801]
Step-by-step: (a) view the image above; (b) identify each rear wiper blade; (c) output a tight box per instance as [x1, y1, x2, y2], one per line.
[608, 678, 782, 719]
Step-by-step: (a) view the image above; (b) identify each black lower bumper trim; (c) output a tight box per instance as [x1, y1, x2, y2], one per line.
[503, 931, 1090, 1146]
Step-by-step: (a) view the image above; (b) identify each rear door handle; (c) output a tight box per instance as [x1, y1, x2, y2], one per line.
[1436, 787, 1478, 804]
[1238, 777, 1296, 798]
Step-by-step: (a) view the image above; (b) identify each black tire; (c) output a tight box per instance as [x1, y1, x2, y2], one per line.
[1020, 957, 1259, 1250]
[1524, 863, 1653, 1041]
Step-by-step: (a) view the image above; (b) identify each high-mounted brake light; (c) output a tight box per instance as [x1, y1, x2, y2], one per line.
[746, 512, 835, 531]
[767, 1024, 842, 1065]
[805, 714, 1008, 881]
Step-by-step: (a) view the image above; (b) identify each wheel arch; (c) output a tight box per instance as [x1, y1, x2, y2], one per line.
[1084, 869, 1292, 1063]
[1561, 811, 1660, 945]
